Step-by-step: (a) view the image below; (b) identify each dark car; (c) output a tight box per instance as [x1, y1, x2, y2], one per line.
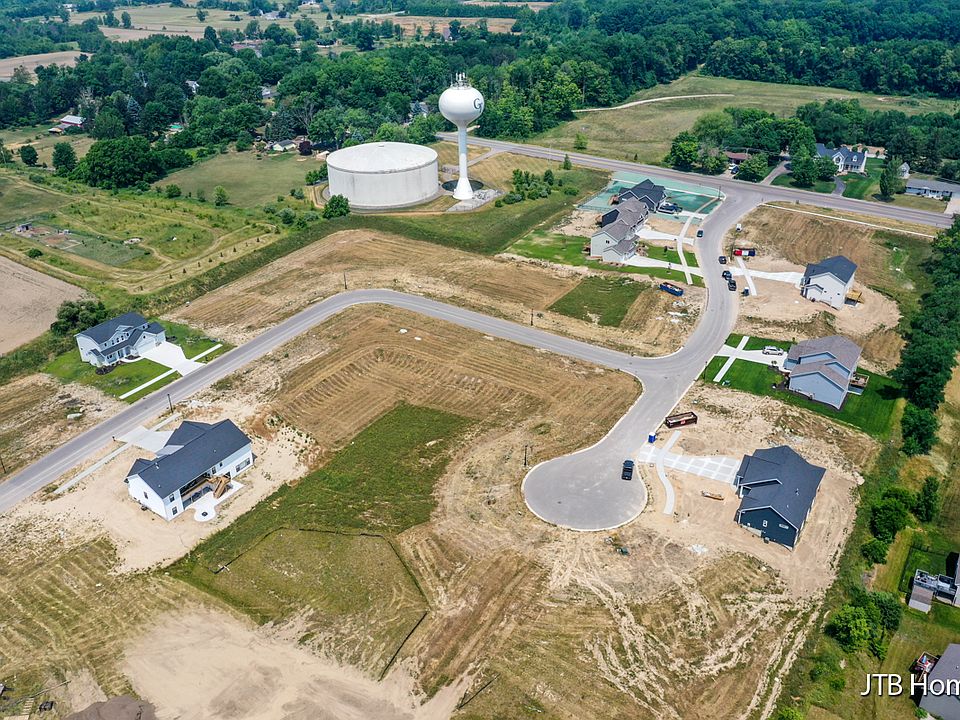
[727, 279, 738, 291]
[696, 229, 704, 238]
[621, 460, 635, 481]
[722, 269, 733, 280]
[718, 255, 727, 264]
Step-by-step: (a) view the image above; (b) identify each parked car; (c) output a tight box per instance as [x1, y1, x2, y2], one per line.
[762, 346, 785, 356]
[696, 229, 704, 238]
[718, 255, 727, 264]
[660, 202, 681, 213]
[731, 166, 740, 175]
[722, 269, 733, 280]
[621, 460, 635, 481]
[727, 279, 737, 291]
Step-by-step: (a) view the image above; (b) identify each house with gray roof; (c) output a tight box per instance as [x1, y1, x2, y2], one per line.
[734, 445, 825, 549]
[783, 335, 863, 410]
[75, 312, 165, 368]
[909, 555, 960, 614]
[125, 419, 253, 520]
[616, 178, 666, 213]
[919, 643, 960, 720]
[590, 197, 649, 262]
[906, 177, 960, 201]
[801, 254, 857, 309]
[815, 143, 867, 174]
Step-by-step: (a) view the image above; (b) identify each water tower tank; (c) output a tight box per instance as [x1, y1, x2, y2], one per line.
[439, 74, 485, 200]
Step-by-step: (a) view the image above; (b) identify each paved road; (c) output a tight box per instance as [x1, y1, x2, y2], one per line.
[437, 133, 954, 229]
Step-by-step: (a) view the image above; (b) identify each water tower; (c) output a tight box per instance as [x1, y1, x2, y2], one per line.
[439, 74, 485, 200]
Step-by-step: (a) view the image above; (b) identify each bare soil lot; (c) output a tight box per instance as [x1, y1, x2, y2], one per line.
[0, 255, 86, 354]
[171, 229, 702, 356]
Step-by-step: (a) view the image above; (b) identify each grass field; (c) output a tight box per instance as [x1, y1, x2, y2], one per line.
[0, 174, 65, 225]
[367, 167, 607, 254]
[772, 174, 836, 193]
[548, 276, 646, 326]
[533, 74, 958, 165]
[508, 230, 704, 286]
[171, 404, 468, 666]
[157, 150, 321, 207]
[701, 355, 900, 438]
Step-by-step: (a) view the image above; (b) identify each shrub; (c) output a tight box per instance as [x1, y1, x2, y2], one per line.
[861, 538, 889, 564]
[25, 248, 43, 258]
[914, 476, 942, 522]
[322, 194, 350, 219]
[870, 495, 910, 542]
[901, 403, 939, 455]
[165, 184, 182, 198]
[827, 604, 872, 652]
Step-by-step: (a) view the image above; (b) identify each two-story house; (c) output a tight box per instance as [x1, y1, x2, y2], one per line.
[801, 255, 857, 309]
[815, 143, 868, 174]
[783, 335, 863, 409]
[75, 312, 166, 368]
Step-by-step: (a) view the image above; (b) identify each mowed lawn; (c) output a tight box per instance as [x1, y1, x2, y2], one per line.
[701, 354, 900, 438]
[534, 73, 957, 165]
[366, 167, 607, 254]
[772, 174, 835, 194]
[509, 230, 703, 286]
[157, 150, 323, 207]
[549, 276, 646, 327]
[170, 404, 471, 655]
[43, 320, 225, 401]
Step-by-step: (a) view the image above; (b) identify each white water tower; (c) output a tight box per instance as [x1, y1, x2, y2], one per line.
[439, 73, 484, 200]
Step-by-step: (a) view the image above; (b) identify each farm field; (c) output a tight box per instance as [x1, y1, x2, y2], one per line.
[69, 3, 323, 36]
[534, 73, 958, 165]
[0, 123, 95, 166]
[157, 150, 324, 207]
[0, 50, 85, 81]
[0, 254, 86, 354]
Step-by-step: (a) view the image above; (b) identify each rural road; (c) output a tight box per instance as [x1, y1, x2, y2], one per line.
[0, 137, 951, 528]
[437, 132, 955, 229]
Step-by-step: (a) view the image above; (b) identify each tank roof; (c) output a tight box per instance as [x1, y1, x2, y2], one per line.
[327, 142, 438, 173]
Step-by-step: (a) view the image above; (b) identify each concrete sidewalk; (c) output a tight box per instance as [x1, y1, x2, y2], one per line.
[636, 442, 739, 485]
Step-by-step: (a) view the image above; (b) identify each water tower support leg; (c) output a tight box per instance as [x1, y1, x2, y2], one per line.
[453, 126, 474, 200]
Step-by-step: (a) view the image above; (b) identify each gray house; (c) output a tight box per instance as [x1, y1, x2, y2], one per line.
[734, 446, 825, 549]
[909, 555, 960, 613]
[918, 643, 960, 720]
[801, 255, 857, 309]
[905, 177, 960, 201]
[784, 335, 863, 410]
[126, 419, 253, 521]
[590, 197, 649, 262]
[815, 143, 867, 174]
[75, 312, 165, 368]
[616, 178, 666, 212]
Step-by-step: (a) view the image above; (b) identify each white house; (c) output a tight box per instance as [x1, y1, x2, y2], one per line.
[815, 143, 867, 174]
[590, 197, 650, 262]
[800, 255, 857, 309]
[271, 139, 296, 152]
[75, 312, 165, 368]
[126, 420, 253, 521]
[905, 177, 960, 201]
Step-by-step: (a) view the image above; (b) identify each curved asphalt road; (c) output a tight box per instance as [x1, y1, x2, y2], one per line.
[1, 140, 951, 524]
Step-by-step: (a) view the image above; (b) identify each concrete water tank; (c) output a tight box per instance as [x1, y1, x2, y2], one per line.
[326, 141, 439, 209]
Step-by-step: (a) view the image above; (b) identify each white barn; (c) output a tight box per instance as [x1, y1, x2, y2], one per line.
[800, 255, 857, 309]
[126, 420, 253, 521]
[75, 312, 165, 368]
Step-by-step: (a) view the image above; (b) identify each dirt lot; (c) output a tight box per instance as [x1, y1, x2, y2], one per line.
[0, 255, 86, 354]
[728, 204, 913, 372]
[170, 229, 701, 356]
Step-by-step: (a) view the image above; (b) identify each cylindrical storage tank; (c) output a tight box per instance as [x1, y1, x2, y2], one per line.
[326, 142, 439, 209]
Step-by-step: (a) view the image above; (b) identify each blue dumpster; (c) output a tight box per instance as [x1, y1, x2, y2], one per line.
[647, 433, 657, 443]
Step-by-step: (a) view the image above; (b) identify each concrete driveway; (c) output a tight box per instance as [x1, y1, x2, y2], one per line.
[142, 342, 204, 375]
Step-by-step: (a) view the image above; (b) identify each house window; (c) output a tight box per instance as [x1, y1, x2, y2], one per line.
[236, 457, 251, 472]
[169, 495, 175, 502]
[172, 507, 178, 516]
[762, 520, 768, 528]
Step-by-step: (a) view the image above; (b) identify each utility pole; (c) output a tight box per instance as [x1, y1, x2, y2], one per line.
[530, 310, 534, 326]
[0, 454, 6, 474]
[166, 393, 173, 413]
[523, 445, 532, 468]
[343, 272, 348, 290]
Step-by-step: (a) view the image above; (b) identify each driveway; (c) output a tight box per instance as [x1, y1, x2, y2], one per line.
[142, 341, 204, 375]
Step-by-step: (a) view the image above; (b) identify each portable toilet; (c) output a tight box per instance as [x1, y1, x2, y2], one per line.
[648, 433, 657, 443]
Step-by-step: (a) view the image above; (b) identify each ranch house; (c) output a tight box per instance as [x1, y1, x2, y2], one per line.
[75, 312, 165, 368]
[125, 420, 253, 521]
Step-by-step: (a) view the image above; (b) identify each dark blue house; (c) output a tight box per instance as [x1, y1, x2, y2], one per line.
[734, 446, 825, 550]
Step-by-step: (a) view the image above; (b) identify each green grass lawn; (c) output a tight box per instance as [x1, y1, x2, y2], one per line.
[840, 159, 884, 200]
[0, 174, 65, 225]
[509, 230, 704, 286]
[43, 320, 224, 401]
[157, 150, 322, 208]
[363, 168, 607, 255]
[548, 276, 646, 326]
[772, 174, 836, 193]
[702, 355, 900, 438]
[743, 336, 791, 351]
[646, 243, 699, 267]
[170, 404, 470, 654]
[532, 73, 955, 165]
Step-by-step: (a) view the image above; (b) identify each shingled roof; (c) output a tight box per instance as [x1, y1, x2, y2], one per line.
[76, 312, 149, 345]
[127, 420, 251, 498]
[736, 446, 825, 529]
[804, 255, 857, 284]
[786, 335, 861, 374]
